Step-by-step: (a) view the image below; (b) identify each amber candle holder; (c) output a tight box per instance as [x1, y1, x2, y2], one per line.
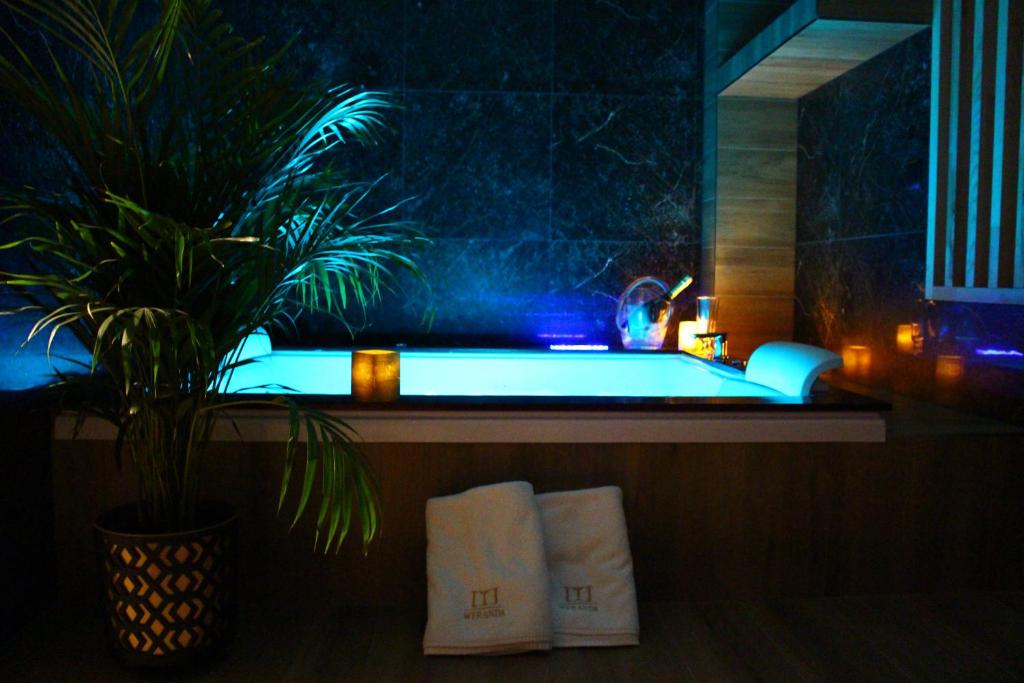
[351, 350, 400, 402]
[842, 344, 872, 378]
[896, 323, 919, 354]
[678, 320, 701, 354]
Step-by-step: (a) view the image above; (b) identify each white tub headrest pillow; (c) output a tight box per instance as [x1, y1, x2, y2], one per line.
[744, 341, 842, 398]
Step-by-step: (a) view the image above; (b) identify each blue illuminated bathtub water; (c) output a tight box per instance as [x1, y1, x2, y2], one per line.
[224, 349, 788, 398]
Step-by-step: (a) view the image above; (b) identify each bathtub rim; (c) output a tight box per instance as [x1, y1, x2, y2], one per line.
[212, 383, 888, 412]
[54, 383, 889, 444]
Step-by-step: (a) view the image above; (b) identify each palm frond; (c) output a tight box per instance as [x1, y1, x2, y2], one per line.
[0, 0, 426, 541]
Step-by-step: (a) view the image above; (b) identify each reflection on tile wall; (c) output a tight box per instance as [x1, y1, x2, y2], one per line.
[229, 0, 703, 346]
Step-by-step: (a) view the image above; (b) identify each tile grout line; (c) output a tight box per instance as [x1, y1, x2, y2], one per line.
[404, 86, 694, 100]
[400, 0, 408, 225]
[796, 229, 927, 246]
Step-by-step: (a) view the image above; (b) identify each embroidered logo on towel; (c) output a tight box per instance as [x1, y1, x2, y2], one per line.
[561, 585, 598, 612]
[465, 587, 506, 619]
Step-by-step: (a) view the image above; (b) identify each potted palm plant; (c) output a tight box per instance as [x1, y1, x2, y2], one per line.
[0, 0, 422, 667]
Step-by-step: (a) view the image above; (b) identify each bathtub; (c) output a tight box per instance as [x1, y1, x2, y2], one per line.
[223, 339, 843, 399]
[154, 340, 886, 443]
[56, 340, 886, 443]
[232, 348, 750, 397]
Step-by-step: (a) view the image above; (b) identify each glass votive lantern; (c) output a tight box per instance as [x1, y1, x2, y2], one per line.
[678, 320, 701, 354]
[351, 350, 400, 401]
[842, 344, 872, 378]
[896, 323, 919, 354]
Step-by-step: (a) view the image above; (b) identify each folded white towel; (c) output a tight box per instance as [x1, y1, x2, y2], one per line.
[536, 486, 640, 647]
[423, 481, 552, 655]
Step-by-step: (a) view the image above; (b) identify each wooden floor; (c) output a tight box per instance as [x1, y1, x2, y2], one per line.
[2, 593, 1023, 681]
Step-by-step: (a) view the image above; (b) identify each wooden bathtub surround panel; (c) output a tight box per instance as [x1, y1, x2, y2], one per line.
[50, 436, 1024, 613]
[927, 0, 1024, 303]
[54, 411, 889, 445]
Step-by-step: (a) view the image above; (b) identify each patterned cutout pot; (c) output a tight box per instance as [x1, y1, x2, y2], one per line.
[94, 501, 238, 668]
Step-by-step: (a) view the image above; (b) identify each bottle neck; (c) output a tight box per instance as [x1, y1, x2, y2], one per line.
[668, 275, 694, 300]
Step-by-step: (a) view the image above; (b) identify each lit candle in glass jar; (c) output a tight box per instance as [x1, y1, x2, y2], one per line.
[896, 323, 919, 354]
[351, 350, 400, 401]
[935, 354, 964, 385]
[842, 344, 872, 378]
[678, 320, 701, 354]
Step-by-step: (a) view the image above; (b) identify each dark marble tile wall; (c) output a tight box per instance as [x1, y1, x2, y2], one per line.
[796, 31, 931, 351]
[228, 0, 704, 347]
[0, 70, 87, 388]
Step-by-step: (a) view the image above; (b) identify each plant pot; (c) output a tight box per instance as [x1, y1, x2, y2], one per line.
[94, 501, 238, 668]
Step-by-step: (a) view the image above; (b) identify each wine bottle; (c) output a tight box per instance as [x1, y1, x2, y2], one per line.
[645, 275, 694, 323]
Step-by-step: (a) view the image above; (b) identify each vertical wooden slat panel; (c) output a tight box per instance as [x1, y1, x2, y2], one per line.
[929, 0, 1024, 301]
[988, 0, 1009, 287]
[998, 0, 1022, 288]
[928, 0, 950, 296]
[944, 0, 964, 288]
[973, 0, 999, 285]
[1016, 1, 1024, 288]
[953, 0, 976, 287]
[965, 0, 984, 286]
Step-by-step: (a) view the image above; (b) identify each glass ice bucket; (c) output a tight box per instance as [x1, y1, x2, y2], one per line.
[616, 276, 671, 350]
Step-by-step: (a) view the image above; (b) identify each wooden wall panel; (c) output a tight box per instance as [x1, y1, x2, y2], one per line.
[713, 98, 797, 358]
[716, 197, 796, 248]
[50, 434, 1024, 611]
[717, 95, 799, 146]
[0, 394, 55, 642]
[716, 295, 795, 358]
[714, 245, 796, 296]
[717, 148, 796, 197]
[928, 0, 1024, 303]
[722, 21, 926, 99]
